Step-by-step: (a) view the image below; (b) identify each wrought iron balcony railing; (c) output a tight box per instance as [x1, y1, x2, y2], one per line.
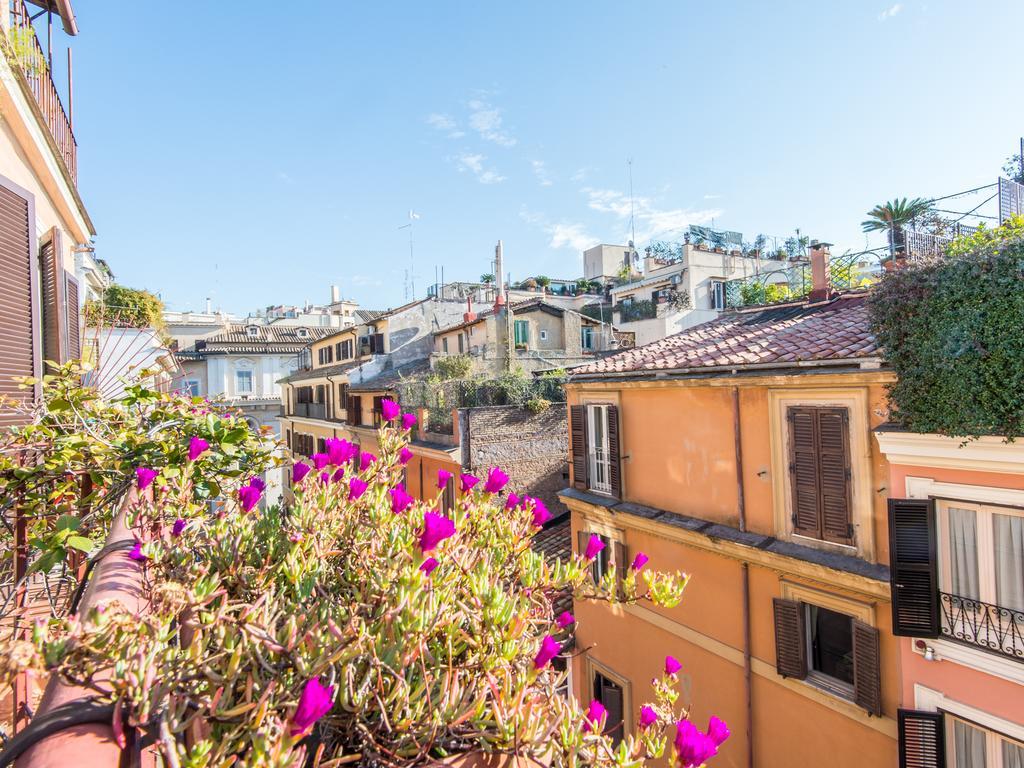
[940, 591, 1024, 663]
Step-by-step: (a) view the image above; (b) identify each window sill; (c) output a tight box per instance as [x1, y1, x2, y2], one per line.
[790, 533, 858, 556]
[804, 671, 855, 703]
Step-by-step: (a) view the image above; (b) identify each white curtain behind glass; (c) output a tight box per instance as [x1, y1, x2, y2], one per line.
[949, 507, 980, 600]
[1004, 739, 1024, 768]
[954, 719, 987, 767]
[993, 513, 1024, 613]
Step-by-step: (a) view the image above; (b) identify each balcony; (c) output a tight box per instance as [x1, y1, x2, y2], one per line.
[940, 591, 1024, 663]
[6, 0, 78, 185]
[289, 402, 326, 420]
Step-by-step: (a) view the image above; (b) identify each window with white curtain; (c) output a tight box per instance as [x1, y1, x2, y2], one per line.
[586, 404, 612, 494]
[948, 714, 1024, 768]
[939, 501, 1024, 612]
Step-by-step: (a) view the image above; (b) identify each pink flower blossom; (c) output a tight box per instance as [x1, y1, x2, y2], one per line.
[390, 486, 415, 514]
[332, 468, 346, 483]
[484, 467, 509, 494]
[289, 678, 335, 737]
[673, 719, 719, 768]
[292, 462, 312, 483]
[437, 469, 453, 489]
[640, 705, 658, 729]
[460, 474, 479, 493]
[135, 467, 158, 490]
[319, 471, 330, 484]
[707, 716, 730, 747]
[349, 477, 368, 500]
[289, 532, 303, 543]
[556, 611, 575, 628]
[419, 511, 455, 552]
[399, 446, 413, 465]
[171, 519, 187, 537]
[530, 497, 552, 528]
[665, 655, 682, 676]
[312, 453, 330, 471]
[533, 635, 560, 669]
[128, 540, 147, 562]
[187, 437, 209, 462]
[632, 551, 649, 571]
[238, 482, 262, 513]
[249, 477, 266, 492]
[505, 492, 520, 510]
[381, 399, 401, 422]
[584, 534, 605, 561]
[359, 452, 376, 471]
[419, 557, 439, 575]
[401, 412, 417, 431]
[583, 699, 607, 733]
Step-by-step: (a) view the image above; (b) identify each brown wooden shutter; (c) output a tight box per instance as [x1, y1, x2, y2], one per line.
[0, 180, 38, 426]
[788, 406, 822, 538]
[852, 620, 882, 716]
[570, 405, 588, 489]
[898, 710, 945, 768]
[772, 598, 807, 679]
[39, 228, 67, 371]
[607, 404, 622, 498]
[818, 408, 853, 545]
[64, 272, 81, 360]
[889, 498, 940, 637]
[577, 530, 599, 583]
[593, 672, 625, 746]
[612, 540, 627, 597]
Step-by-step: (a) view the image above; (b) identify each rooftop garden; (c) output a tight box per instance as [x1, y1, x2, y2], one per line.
[0, 369, 727, 767]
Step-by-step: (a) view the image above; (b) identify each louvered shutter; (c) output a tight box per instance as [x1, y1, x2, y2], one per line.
[64, 272, 81, 360]
[607, 405, 622, 498]
[570, 405, 588, 490]
[888, 498, 940, 637]
[898, 710, 945, 768]
[788, 407, 821, 538]
[772, 598, 807, 679]
[818, 408, 853, 545]
[577, 530, 599, 583]
[612, 540, 627, 598]
[594, 673, 625, 746]
[39, 229, 67, 370]
[0, 180, 37, 426]
[852, 620, 882, 716]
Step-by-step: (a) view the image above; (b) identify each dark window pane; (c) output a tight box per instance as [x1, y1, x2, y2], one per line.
[808, 605, 854, 685]
[592, 672, 625, 746]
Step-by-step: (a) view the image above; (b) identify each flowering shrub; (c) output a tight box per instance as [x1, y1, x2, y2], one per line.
[0, 393, 729, 767]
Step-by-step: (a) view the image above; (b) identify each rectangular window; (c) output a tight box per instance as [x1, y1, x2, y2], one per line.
[587, 404, 613, 494]
[591, 670, 625, 746]
[539, 329, 548, 342]
[806, 604, 855, 695]
[581, 326, 594, 350]
[184, 380, 200, 397]
[458, 333, 464, 353]
[235, 370, 253, 394]
[711, 279, 726, 310]
[514, 319, 530, 348]
[947, 714, 1024, 768]
[787, 406, 853, 546]
[442, 337, 449, 353]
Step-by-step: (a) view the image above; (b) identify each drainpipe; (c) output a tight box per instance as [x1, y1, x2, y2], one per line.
[732, 386, 754, 768]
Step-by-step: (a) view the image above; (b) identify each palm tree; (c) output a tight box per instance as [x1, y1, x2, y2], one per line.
[480, 273, 495, 284]
[861, 197, 933, 256]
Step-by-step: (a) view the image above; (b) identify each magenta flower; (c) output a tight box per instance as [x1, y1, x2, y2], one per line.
[437, 469, 453, 489]
[556, 611, 575, 628]
[460, 474, 480, 493]
[707, 716, 730, 746]
[128, 540, 147, 562]
[187, 436, 209, 462]
[238, 483, 262, 513]
[249, 476, 266, 492]
[135, 467, 158, 490]
[632, 551, 649, 571]
[584, 534, 605, 561]
[289, 678, 335, 737]
[381, 398, 401, 422]
[665, 655, 682, 676]
[531, 498, 552, 528]
[359, 452, 376, 471]
[325, 438, 356, 466]
[390, 486, 415, 514]
[419, 557, 439, 575]
[640, 705, 658, 730]
[674, 719, 719, 768]
[312, 453, 330, 471]
[171, 518, 187, 538]
[533, 635, 560, 669]
[583, 699, 607, 733]
[319, 471, 330, 484]
[349, 477, 368, 500]
[332, 468, 346, 483]
[399, 446, 413, 465]
[292, 462, 312, 483]
[401, 412, 417, 431]
[505, 492, 520, 510]
[419, 511, 455, 552]
[484, 467, 509, 494]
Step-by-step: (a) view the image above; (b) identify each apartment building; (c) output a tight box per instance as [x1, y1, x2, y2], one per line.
[559, 279, 900, 765]
[0, 1, 94, 426]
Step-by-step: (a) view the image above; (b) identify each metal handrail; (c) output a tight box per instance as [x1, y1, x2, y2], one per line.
[940, 591, 1024, 663]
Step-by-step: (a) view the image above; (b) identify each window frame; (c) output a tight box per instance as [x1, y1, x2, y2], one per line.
[586, 403, 613, 495]
[235, 369, 254, 395]
[803, 602, 856, 700]
[580, 325, 594, 351]
[183, 379, 200, 397]
[582, 658, 632, 743]
[710, 279, 726, 310]
[937, 499, 1024, 609]
[514, 319, 530, 349]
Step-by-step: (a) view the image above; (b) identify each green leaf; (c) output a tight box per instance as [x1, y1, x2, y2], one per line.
[66, 536, 94, 553]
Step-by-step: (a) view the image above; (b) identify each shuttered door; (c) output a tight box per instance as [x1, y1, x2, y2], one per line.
[772, 598, 807, 679]
[0, 181, 37, 426]
[819, 408, 853, 545]
[348, 395, 361, 425]
[888, 498, 940, 637]
[788, 407, 822, 538]
[852, 620, 882, 716]
[65, 273, 81, 360]
[39, 229, 67, 371]
[898, 710, 945, 768]
[607, 405, 622, 498]
[570, 405, 588, 490]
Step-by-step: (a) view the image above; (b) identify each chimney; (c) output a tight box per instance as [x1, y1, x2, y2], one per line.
[808, 241, 832, 302]
[463, 296, 477, 323]
[205, 297, 212, 313]
[330, 285, 340, 303]
[493, 240, 506, 311]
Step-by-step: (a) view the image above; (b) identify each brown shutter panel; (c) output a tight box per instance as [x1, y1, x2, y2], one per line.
[852, 620, 882, 716]
[898, 710, 945, 768]
[64, 272, 81, 360]
[570, 405, 588, 490]
[607, 404, 622, 498]
[612, 540, 627, 597]
[772, 597, 807, 679]
[40, 229, 67, 370]
[818, 408, 854, 545]
[787, 406, 822, 538]
[889, 498, 940, 637]
[0, 180, 38, 426]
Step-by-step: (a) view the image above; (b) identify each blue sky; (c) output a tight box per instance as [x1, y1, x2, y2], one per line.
[68, 1, 1024, 314]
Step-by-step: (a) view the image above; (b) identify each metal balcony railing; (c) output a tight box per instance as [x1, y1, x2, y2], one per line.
[940, 591, 1024, 663]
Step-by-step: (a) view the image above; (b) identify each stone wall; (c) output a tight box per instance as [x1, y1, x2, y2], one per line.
[460, 403, 569, 516]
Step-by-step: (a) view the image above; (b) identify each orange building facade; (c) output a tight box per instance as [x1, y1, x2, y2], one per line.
[560, 294, 903, 767]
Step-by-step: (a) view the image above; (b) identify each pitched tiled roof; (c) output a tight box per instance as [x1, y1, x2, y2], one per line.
[347, 360, 432, 392]
[204, 325, 335, 345]
[280, 360, 361, 384]
[354, 309, 386, 323]
[571, 293, 878, 378]
[433, 298, 566, 336]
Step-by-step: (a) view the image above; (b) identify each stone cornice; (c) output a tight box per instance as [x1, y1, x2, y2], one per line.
[874, 430, 1024, 474]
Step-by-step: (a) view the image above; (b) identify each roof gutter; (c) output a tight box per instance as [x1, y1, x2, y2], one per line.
[566, 356, 887, 384]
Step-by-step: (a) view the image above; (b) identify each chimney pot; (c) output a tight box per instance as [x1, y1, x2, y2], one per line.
[463, 296, 477, 323]
[331, 285, 340, 303]
[808, 241, 832, 302]
[494, 240, 506, 312]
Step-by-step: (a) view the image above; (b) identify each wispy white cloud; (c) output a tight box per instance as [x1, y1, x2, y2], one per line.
[570, 167, 591, 183]
[878, 3, 902, 20]
[277, 171, 295, 185]
[531, 159, 553, 187]
[467, 98, 517, 147]
[455, 152, 506, 184]
[583, 187, 721, 242]
[519, 207, 599, 253]
[703, 193, 723, 200]
[426, 113, 465, 138]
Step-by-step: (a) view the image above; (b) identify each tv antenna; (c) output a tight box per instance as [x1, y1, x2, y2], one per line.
[627, 158, 637, 248]
[397, 210, 420, 300]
